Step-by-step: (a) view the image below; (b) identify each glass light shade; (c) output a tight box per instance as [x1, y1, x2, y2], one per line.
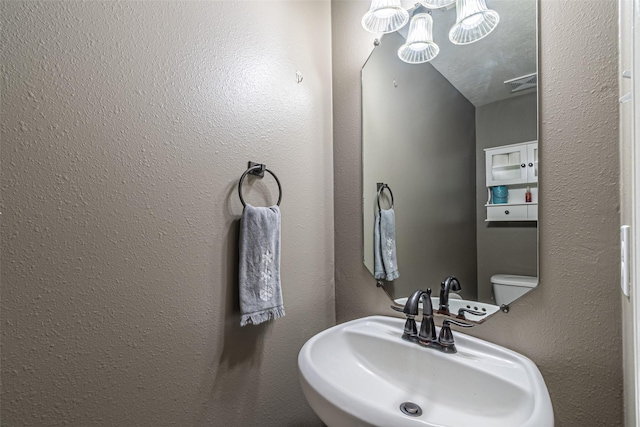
[361, 0, 410, 34]
[448, 0, 499, 45]
[419, 0, 456, 9]
[398, 13, 440, 64]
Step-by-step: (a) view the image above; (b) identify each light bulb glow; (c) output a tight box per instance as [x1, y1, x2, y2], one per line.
[419, 0, 456, 9]
[461, 13, 483, 29]
[374, 9, 396, 19]
[409, 42, 430, 52]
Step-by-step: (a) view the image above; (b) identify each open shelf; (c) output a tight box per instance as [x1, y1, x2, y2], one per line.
[485, 202, 537, 207]
[492, 164, 521, 171]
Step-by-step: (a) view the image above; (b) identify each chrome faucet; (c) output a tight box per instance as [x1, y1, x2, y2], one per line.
[399, 287, 473, 354]
[438, 276, 461, 313]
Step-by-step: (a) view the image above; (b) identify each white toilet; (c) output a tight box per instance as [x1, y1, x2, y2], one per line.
[491, 274, 538, 306]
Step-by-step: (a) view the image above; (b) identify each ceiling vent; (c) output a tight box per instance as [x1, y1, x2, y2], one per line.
[504, 73, 537, 93]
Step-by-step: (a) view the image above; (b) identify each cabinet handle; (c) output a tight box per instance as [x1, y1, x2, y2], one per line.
[505, 210, 510, 215]
[528, 162, 533, 167]
[520, 163, 526, 168]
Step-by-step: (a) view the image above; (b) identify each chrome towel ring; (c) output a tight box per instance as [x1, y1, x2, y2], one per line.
[377, 183, 394, 211]
[238, 161, 282, 207]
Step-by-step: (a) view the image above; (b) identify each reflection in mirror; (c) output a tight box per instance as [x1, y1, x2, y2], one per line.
[362, 0, 538, 319]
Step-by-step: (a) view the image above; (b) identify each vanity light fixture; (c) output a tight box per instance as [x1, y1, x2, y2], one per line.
[363, 0, 500, 62]
[448, 0, 500, 45]
[362, 0, 410, 34]
[398, 13, 440, 64]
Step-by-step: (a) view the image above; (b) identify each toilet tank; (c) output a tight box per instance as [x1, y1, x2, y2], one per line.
[491, 274, 538, 306]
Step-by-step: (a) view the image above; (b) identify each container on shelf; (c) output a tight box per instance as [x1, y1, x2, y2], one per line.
[492, 185, 508, 204]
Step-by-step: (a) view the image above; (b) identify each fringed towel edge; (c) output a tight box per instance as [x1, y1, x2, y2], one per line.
[240, 306, 286, 327]
[385, 270, 399, 281]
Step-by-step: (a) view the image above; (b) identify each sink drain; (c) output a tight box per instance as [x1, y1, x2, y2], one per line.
[399, 402, 423, 417]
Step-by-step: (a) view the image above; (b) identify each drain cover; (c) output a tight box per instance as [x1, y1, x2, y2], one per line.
[400, 402, 423, 416]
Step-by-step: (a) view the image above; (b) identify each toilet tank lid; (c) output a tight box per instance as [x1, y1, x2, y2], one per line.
[490, 274, 538, 288]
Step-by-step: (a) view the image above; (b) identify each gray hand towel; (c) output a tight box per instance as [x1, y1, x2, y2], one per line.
[239, 204, 285, 326]
[374, 208, 400, 281]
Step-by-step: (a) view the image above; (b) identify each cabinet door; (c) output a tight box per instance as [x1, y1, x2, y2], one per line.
[485, 145, 528, 186]
[526, 142, 538, 183]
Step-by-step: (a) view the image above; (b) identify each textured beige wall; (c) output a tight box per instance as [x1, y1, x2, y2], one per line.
[1, 2, 332, 426]
[333, 0, 623, 426]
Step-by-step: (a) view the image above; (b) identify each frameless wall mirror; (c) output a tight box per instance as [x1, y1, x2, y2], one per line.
[362, 0, 538, 321]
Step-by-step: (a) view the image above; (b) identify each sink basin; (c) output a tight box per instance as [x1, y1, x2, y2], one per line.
[298, 316, 553, 427]
[394, 297, 500, 323]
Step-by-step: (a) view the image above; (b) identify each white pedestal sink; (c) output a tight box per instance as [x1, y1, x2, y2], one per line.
[298, 316, 553, 427]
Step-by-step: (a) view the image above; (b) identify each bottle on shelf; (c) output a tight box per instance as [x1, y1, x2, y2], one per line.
[525, 186, 532, 203]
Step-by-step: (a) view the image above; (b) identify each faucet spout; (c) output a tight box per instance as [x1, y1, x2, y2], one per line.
[439, 276, 461, 312]
[404, 289, 426, 316]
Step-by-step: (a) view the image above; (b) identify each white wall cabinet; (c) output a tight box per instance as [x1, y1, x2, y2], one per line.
[485, 141, 538, 186]
[484, 141, 538, 222]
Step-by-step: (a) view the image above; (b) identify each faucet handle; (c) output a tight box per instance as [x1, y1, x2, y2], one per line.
[438, 319, 474, 347]
[403, 318, 418, 341]
[443, 318, 474, 328]
[457, 307, 487, 320]
[390, 305, 404, 313]
[398, 290, 425, 342]
[397, 305, 419, 342]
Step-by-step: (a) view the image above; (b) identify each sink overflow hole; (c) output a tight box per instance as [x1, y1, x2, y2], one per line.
[400, 402, 423, 417]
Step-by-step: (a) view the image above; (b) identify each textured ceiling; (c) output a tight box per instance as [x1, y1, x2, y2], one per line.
[398, 0, 537, 107]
